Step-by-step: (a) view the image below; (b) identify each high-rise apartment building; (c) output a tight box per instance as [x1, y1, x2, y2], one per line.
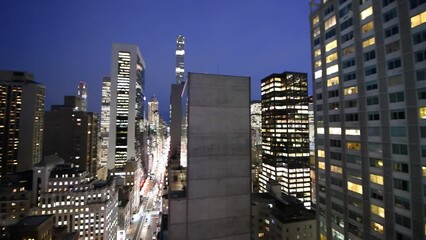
[100, 76, 111, 167]
[77, 81, 87, 111]
[108, 44, 146, 170]
[43, 96, 99, 176]
[0, 71, 45, 177]
[310, 1, 426, 239]
[175, 35, 185, 84]
[259, 71, 311, 208]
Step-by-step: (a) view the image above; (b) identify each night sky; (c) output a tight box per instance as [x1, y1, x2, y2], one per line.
[0, 0, 312, 121]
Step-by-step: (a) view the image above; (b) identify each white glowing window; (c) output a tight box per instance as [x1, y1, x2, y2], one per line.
[346, 129, 361, 135]
[361, 6, 373, 20]
[315, 70, 323, 79]
[325, 40, 337, 52]
[327, 64, 339, 75]
[324, 15, 336, 30]
[329, 127, 342, 135]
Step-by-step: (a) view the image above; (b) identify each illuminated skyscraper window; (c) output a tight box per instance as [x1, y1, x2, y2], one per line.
[176, 35, 185, 84]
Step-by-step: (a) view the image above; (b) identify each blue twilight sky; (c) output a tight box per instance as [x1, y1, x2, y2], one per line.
[0, 0, 312, 121]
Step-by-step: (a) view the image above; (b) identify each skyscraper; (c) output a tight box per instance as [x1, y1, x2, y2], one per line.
[100, 76, 111, 167]
[43, 96, 99, 176]
[310, 1, 426, 239]
[0, 71, 45, 177]
[259, 71, 311, 208]
[148, 95, 159, 132]
[107, 44, 146, 170]
[77, 81, 87, 111]
[251, 100, 262, 193]
[175, 35, 185, 84]
[168, 73, 251, 239]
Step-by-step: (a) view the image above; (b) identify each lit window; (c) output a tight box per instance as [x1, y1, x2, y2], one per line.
[327, 64, 339, 75]
[361, 6, 373, 20]
[315, 70, 323, 79]
[371, 204, 385, 218]
[314, 27, 321, 37]
[329, 127, 341, 135]
[370, 174, 384, 185]
[372, 221, 384, 234]
[363, 37, 375, 48]
[419, 107, 426, 119]
[325, 40, 337, 52]
[423, 166, 426, 177]
[318, 150, 325, 158]
[330, 165, 343, 174]
[327, 77, 339, 87]
[318, 162, 326, 170]
[347, 142, 361, 150]
[411, 11, 426, 28]
[315, 60, 322, 68]
[326, 53, 338, 63]
[313, 16, 319, 25]
[345, 129, 360, 136]
[344, 86, 358, 95]
[362, 21, 374, 33]
[324, 15, 336, 30]
[314, 49, 321, 57]
[347, 181, 363, 194]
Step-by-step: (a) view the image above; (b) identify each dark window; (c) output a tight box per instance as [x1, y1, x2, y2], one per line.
[330, 139, 341, 147]
[382, 0, 395, 7]
[395, 213, 411, 229]
[410, 0, 426, 9]
[364, 50, 376, 61]
[413, 29, 426, 44]
[371, 188, 384, 200]
[392, 144, 408, 155]
[324, 5, 335, 15]
[339, 3, 352, 18]
[366, 80, 378, 90]
[344, 72, 356, 81]
[329, 114, 340, 122]
[345, 99, 357, 108]
[385, 25, 399, 38]
[317, 104, 323, 111]
[317, 93, 323, 100]
[365, 65, 377, 76]
[367, 96, 379, 105]
[383, 8, 397, 22]
[341, 31, 354, 43]
[415, 49, 426, 62]
[387, 58, 401, 69]
[390, 110, 405, 120]
[340, 18, 353, 31]
[386, 40, 400, 54]
[368, 111, 380, 120]
[416, 68, 426, 81]
[314, 38, 321, 46]
[345, 113, 359, 121]
[326, 28, 336, 40]
[421, 127, 426, 138]
[343, 58, 356, 68]
[328, 89, 339, 98]
[389, 91, 404, 103]
[330, 151, 342, 160]
[394, 196, 410, 210]
[329, 102, 339, 110]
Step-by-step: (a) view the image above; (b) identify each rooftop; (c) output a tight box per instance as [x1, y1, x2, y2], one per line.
[14, 215, 53, 227]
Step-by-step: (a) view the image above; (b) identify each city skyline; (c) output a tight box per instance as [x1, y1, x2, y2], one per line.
[0, 0, 312, 120]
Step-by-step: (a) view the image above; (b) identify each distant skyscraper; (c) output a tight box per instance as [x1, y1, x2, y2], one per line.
[251, 100, 262, 193]
[100, 76, 111, 167]
[108, 44, 146, 170]
[310, 1, 426, 239]
[77, 81, 87, 111]
[43, 96, 99, 176]
[148, 95, 159, 132]
[259, 71, 311, 208]
[0, 71, 45, 177]
[175, 35, 185, 83]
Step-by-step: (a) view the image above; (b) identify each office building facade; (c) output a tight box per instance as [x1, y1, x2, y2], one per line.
[259, 71, 311, 208]
[108, 44, 146, 170]
[100, 76, 111, 167]
[0, 71, 44, 177]
[176, 35, 185, 84]
[310, 0, 426, 239]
